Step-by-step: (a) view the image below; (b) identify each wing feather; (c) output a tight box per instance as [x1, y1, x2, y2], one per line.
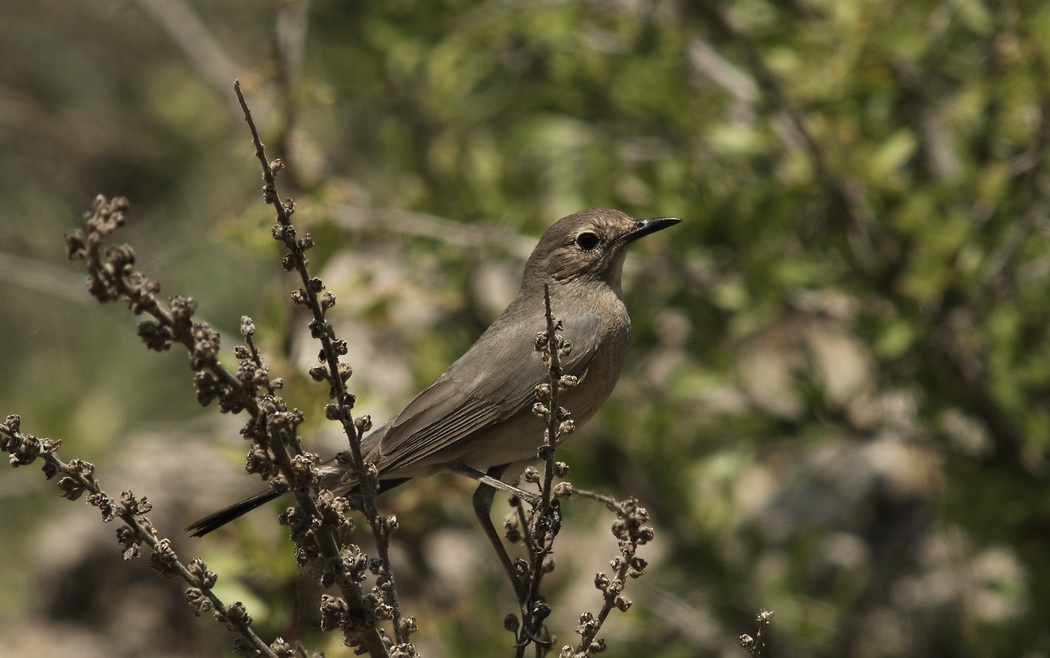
[373, 306, 601, 472]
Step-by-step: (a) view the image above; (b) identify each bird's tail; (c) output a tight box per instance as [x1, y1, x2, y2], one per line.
[186, 489, 280, 537]
[186, 477, 412, 537]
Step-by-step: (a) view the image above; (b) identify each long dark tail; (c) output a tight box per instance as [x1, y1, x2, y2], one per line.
[186, 477, 413, 537]
[186, 489, 281, 537]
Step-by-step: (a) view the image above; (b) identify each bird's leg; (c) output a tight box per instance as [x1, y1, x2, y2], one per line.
[470, 464, 530, 605]
[452, 464, 541, 506]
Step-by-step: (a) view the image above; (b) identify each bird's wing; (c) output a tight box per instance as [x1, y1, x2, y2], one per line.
[373, 306, 602, 472]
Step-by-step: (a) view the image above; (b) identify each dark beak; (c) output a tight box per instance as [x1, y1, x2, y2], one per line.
[622, 216, 682, 243]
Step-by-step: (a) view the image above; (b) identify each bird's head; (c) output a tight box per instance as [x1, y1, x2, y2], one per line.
[523, 208, 680, 289]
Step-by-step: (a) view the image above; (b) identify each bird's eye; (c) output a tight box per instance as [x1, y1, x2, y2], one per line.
[575, 232, 599, 251]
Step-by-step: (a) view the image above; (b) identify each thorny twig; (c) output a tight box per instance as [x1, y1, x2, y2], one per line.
[65, 191, 392, 654]
[0, 415, 285, 658]
[239, 79, 415, 653]
[53, 79, 416, 655]
[503, 286, 654, 658]
[510, 285, 577, 654]
[739, 609, 774, 657]
[565, 490, 653, 657]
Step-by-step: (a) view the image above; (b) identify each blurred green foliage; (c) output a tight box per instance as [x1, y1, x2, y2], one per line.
[3, 0, 1050, 656]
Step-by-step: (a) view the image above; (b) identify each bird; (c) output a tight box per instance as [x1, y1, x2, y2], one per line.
[187, 208, 680, 539]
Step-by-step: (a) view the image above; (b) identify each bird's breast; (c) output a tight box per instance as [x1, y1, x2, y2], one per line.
[558, 291, 631, 427]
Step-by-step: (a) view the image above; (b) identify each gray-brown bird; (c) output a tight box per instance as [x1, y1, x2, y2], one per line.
[187, 208, 679, 537]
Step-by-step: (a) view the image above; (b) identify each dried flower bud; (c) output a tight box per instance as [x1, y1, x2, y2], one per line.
[552, 481, 573, 499]
[523, 466, 540, 483]
[337, 362, 352, 383]
[355, 415, 372, 433]
[503, 614, 520, 632]
[534, 331, 549, 351]
[594, 573, 610, 591]
[320, 291, 336, 311]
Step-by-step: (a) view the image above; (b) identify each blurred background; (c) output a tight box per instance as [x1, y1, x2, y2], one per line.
[2, 0, 1049, 656]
